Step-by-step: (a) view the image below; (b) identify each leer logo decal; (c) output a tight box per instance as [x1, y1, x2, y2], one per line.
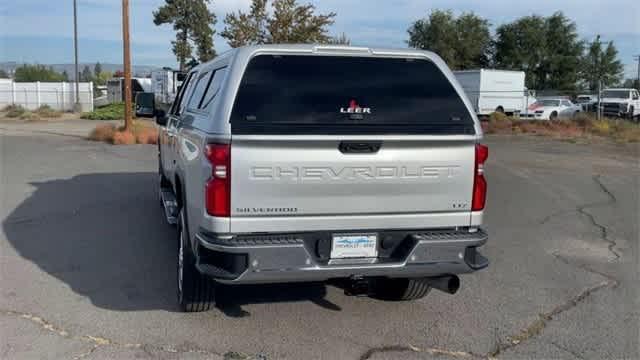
[340, 99, 371, 114]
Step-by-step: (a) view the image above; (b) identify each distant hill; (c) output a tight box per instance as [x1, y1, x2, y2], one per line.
[0, 62, 165, 80]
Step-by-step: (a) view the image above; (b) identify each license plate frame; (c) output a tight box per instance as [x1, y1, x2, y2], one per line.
[330, 233, 378, 259]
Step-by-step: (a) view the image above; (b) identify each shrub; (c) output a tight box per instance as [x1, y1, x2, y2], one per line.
[514, 121, 540, 134]
[88, 121, 158, 145]
[485, 112, 640, 143]
[35, 104, 62, 118]
[572, 112, 594, 128]
[88, 124, 116, 142]
[19, 111, 40, 121]
[112, 131, 136, 145]
[134, 126, 159, 145]
[488, 111, 512, 123]
[4, 104, 27, 118]
[486, 118, 513, 134]
[590, 120, 612, 136]
[81, 103, 126, 120]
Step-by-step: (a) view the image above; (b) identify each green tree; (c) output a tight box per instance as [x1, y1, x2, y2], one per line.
[543, 13, 583, 90]
[622, 78, 640, 90]
[14, 64, 66, 82]
[326, 32, 350, 45]
[580, 35, 624, 91]
[0, 69, 9, 78]
[221, 0, 336, 47]
[94, 62, 102, 78]
[81, 65, 93, 82]
[153, 0, 217, 70]
[407, 10, 491, 70]
[495, 12, 583, 90]
[94, 71, 112, 85]
[221, 0, 268, 47]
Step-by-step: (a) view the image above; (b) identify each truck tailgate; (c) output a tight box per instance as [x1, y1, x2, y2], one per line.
[229, 137, 475, 233]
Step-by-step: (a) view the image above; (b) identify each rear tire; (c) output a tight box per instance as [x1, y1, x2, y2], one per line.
[371, 278, 432, 301]
[177, 210, 216, 312]
[550, 111, 558, 120]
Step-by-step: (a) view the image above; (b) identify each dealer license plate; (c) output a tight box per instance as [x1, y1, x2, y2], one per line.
[330, 233, 378, 259]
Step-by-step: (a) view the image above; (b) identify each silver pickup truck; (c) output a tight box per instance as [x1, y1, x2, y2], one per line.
[138, 45, 489, 312]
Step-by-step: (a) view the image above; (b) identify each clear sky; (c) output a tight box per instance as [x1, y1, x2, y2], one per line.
[1, 0, 638, 78]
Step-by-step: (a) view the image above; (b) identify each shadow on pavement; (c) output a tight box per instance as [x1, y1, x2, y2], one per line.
[3, 172, 338, 314]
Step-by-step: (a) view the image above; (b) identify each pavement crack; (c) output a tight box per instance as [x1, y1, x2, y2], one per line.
[358, 344, 482, 360]
[577, 175, 620, 261]
[1, 310, 71, 338]
[488, 253, 619, 358]
[549, 341, 585, 360]
[72, 344, 100, 360]
[539, 175, 620, 261]
[1, 308, 221, 359]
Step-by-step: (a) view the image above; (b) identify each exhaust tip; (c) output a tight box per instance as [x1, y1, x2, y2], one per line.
[426, 275, 460, 295]
[447, 275, 460, 294]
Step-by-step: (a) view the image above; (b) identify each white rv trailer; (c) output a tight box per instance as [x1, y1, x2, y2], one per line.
[151, 68, 185, 106]
[454, 69, 534, 116]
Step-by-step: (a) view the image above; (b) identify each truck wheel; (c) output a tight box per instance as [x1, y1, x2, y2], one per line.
[177, 209, 216, 312]
[550, 111, 558, 120]
[371, 278, 431, 301]
[495, 106, 504, 113]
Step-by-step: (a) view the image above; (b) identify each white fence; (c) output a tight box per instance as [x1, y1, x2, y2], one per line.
[0, 79, 94, 112]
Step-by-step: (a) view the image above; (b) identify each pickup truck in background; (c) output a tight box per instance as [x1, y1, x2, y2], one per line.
[137, 45, 489, 312]
[599, 88, 640, 121]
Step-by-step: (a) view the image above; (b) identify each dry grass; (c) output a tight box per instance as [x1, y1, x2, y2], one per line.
[2, 104, 64, 121]
[484, 112, 640, 143]
[112, 131, 137, 145]
[35, 104, 63, 118]
[88, 121, 158, 145]
[88, 124, 117, 142]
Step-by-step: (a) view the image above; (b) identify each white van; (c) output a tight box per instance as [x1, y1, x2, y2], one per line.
[454, 69, 534, 116]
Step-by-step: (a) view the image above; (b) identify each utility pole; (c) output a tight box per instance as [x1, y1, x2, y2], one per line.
[597, 80, 602, 120]
[634, 55, 640, 89]
[73, 0, 80, 110]
[122, 0, 133, 131]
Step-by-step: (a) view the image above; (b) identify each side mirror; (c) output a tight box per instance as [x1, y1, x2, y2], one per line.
[155, 109, 168, 126]
[135, 92, 156, 118]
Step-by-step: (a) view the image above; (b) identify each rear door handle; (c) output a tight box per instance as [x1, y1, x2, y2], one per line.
[339, 141, 382, 154]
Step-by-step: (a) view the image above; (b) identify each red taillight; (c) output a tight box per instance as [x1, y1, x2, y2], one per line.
[472, 144, 489, 211]
[205, 143, 230, 217]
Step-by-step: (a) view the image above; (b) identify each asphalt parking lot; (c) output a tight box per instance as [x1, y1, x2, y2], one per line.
[0, 122, 638, 359]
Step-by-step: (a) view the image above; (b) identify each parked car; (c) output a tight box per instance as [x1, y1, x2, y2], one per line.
[575, 94, 598, 112]
[454, 69, 535, 116]
[138, 45, 489, 312]
[524, 98, 582, 120]
[599, 88, 640, 120]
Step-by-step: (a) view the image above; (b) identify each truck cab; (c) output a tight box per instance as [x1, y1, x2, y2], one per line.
[600, 88, 640, 120]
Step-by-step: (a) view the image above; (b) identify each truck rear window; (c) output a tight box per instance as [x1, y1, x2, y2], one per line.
[230, 55, 474, 135]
